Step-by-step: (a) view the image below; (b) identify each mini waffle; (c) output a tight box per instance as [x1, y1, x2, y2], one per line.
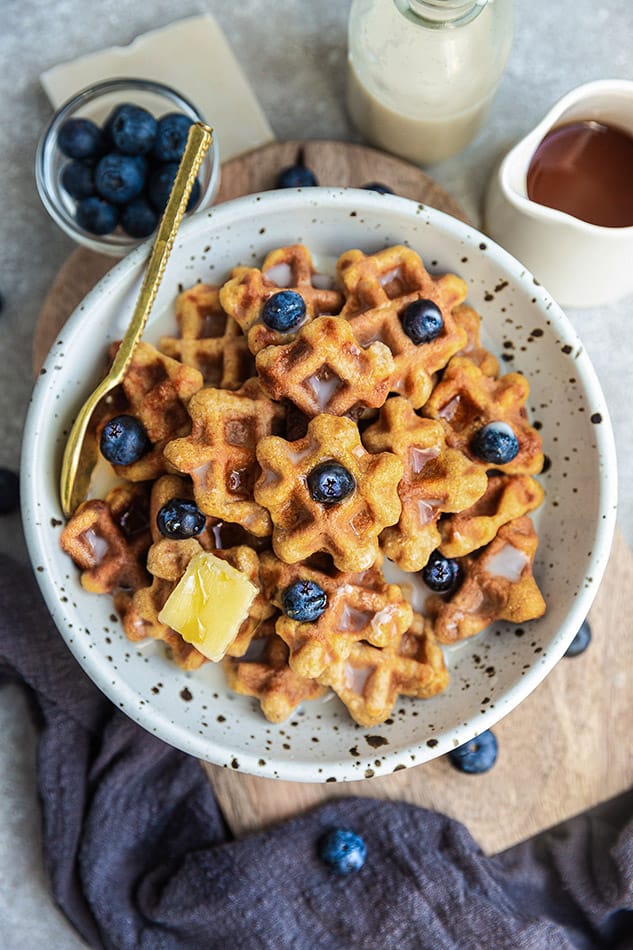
[219, 244, 343, 354]
[260, 551, 413, 679]
[100, 340, 203, 481]
[428, 516, 546, 643]
[452, 303, 499, 377]
[163, 379, 286, 537]
[337, 245, 468, 408]
[255, 413, 403, 571]
[60, 483, 151, 595]
[158, 282, 255, 389]
[255, 315, 394, 417]
[439, 473, 545, 558]
[363, 397, 488, 571]
[318, 613, 449, 727]
[422, 355, 544, 475]
[223, 619, 326, 723]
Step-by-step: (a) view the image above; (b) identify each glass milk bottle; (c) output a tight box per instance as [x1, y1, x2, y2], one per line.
[346, 0, 513, 164]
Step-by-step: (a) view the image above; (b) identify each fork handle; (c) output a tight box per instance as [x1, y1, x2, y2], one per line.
[109, 122, 213, 383]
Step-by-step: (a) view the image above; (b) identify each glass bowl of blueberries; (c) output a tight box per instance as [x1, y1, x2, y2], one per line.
[35, 77, 220, 256]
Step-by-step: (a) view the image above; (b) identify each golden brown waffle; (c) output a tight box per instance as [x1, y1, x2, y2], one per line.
[363, 397, 488, 571]
[255, 315, 394, 417]
[122, 538, 274, 669]
[100, 341, 204, 482]
[260, 551, 413, 679]
[318, 613, 449, 727]
[336, 245, 468, 407]
[439, 473, 545, 558]
[452, 303, 499, 377]
[255, 413, 403, 571]
[60, 483, 151, 595]
[149, 474, 272, 553]
[428, 516, 546, 643]
[163, 379, 285, 537]
[219, 244, 343, 354]
[223, 619, 326, 722]
[422, 355, 544, 476]
[158, 282, 255, 390]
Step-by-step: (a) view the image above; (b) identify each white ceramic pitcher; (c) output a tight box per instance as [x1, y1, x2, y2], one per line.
[485, 79, 633, 308]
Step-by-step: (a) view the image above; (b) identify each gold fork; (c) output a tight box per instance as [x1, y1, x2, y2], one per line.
[59, 121, 213, 518]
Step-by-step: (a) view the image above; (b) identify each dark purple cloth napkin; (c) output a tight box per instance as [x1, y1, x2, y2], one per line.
[1, 553, 631, 950]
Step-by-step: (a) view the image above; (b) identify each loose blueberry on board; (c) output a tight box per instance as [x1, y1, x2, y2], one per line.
[121, 197, 159, 238]
[94, 153, 145, 205]
[261, 290, 306, 331]
[307, 462, 356, 505]
[318, 829, 367, 875]
[276, 164, 319, 188]
[100, 415, 151, 466]
[61, 161, 96, 200]
[153, 113, 194, 162]
[565, 618, 592, 657]
[75, 197, 119, 235]
[0, 468, 20, 515]
[400, 298, 444, 345]
[281, 580, 328, 622]
[363, 182, 395, 194]
[147, 162, 200, 212]
[471, 422, 520, 465]
[57, 117, 103, 160]
[421, 550, 461, 593]
[110, 104, 157, 156]
[448, 730, 498, 774]
[156, 499, 206, 540]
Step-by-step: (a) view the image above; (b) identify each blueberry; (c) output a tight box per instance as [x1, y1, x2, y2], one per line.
[61, 160, 95, 199]
[57, 118, 103, 160]
[94, 153, 145, 205]
[565, 618, 592, 657]
[276, 164, 319, 188]
[110, 104, 157, 156]
[400, 299, 444, 345]
[448, 730, 498, 774]
[75, 197, 119, 235]
[100, 415, 150, 465]
[103, 103, 131, 144]
[421, 550, 461, 593]
[318, 829, 367, 875]
[156, 499, 206, 540]
[121, 197, 158, 238]
[471, 422, 520, 465]
[0, 468, 20, 515]
[281, 580, 328, 622]
[307, 462, 356, 506]
[261, 291, 306, 331]
[153, 113, 194, 162]
[147, 163, 200, 213]
[362, 182, 395, 194]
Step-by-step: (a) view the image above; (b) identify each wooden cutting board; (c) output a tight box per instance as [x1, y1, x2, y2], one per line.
[34, 140, 633, 855]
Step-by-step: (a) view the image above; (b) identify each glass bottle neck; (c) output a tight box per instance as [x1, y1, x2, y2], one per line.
[397, 0, 489, 27]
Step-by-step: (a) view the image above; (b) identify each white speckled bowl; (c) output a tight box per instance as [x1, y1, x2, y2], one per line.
[21, 189, 617, 782]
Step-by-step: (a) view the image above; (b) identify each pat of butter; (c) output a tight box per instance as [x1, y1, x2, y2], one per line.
[158, 551, 258, 662]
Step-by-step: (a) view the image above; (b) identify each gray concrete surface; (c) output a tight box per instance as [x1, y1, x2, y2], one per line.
[1, 1, 632, 945]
